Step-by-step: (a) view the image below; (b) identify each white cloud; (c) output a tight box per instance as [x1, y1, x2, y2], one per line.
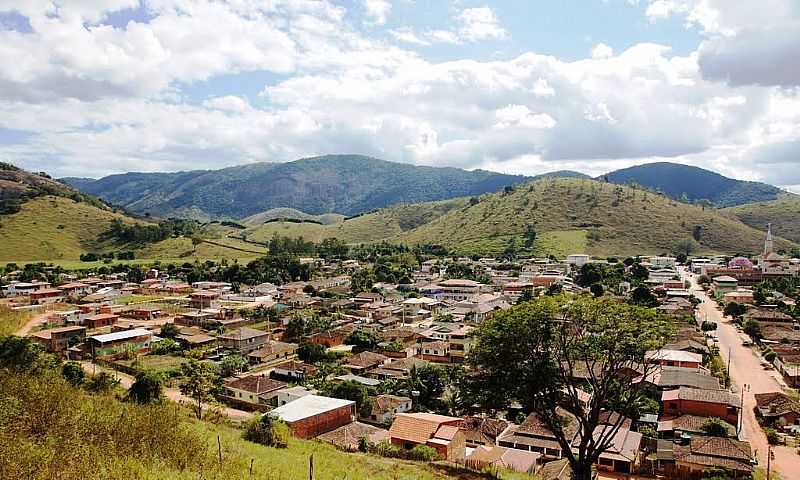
[591, 43, 613, 59]
[457, 7, 508, 41]
[494, 105, 556, 130]
[363, 0, 391, 26]
[0, 0, 797, 192]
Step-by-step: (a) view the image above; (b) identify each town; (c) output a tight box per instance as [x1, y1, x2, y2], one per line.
[2, 225, 798, 479]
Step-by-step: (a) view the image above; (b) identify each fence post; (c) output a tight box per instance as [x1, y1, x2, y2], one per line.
[309, 454, 314, 480]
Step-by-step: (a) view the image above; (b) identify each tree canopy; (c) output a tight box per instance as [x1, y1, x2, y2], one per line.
[466, 295, 673, 480]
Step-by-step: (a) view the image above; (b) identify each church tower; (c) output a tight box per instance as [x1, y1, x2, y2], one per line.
[764, 223, 774, 257]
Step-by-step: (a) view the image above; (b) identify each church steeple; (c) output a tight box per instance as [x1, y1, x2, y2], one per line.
[764, 223, 774, 257]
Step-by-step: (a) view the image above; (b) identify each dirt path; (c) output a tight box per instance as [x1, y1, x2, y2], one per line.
[79, 361, 253, 422]
[15, 310, 51, 336]
[683, 269, 800, 478]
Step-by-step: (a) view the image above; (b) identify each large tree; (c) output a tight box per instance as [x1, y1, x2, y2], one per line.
[466, 295, 672, 480]
[179, 360, 222, 419]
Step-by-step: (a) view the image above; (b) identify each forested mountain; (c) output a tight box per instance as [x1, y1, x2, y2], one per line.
[62, 155, 528, 219]
[602, 162, 783, 207]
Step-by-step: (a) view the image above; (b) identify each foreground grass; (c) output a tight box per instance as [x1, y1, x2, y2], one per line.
[0, 305, 33, 336]
[0, 369, 529, 480]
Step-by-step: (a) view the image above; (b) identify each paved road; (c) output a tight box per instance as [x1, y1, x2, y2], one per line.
[683, 269, 799, 478]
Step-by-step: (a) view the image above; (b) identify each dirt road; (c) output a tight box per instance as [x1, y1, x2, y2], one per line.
[684, 269, 799, 478]
[79, 361, 253, 422]
[15, 310, 51, 336]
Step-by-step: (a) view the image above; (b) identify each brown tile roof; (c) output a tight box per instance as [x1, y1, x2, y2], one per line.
[371, 395, 411, 416]
[674, 437, 753, 473]
[273, 360, 319, 376]
[345, 351, 388, 369]
[467, 446, 539, 474]
[657, 414, 736, 436]
[219, 327, 268, 341]
[434, 424, 460, 441]
[755, 392, 800, 417]
[662, 387, 741, 407]
[388, 413, 461, 444]
[226, 375, 287, 394]
[316, 422, 389, 450]
[518, 408, 579, 439]
[460, 416, 510, 444]
[247, 341, 297, 358]
[538, 458, 572, 480]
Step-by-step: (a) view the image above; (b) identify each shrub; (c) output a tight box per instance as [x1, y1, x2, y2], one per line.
[700, 418, 730, 437]
[764, 351, 777, 363]
[408, 445, 438, 461]
[243, 414, 290, 448]
[765, 427, 781, 445]
[701, 321, 717, 332]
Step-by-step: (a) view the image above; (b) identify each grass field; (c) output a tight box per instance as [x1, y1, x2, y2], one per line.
[0, 305, 32, 336]
[117, 354, 186, 374]
[0, 196, 140, 261]
[0, 370, 528, 480]
[723, 193, 800, 243]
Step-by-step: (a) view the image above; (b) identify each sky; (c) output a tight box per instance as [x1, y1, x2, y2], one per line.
[0, 1, 798, 191]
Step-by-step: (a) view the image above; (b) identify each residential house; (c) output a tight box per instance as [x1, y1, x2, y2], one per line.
[723, 290, 754, 305]
[189, 291, 220, 309]
[646, 349, 703, 369]
[84, 313, 120, 329]
[582, 424, 642, 474]
[86, 328, 153, 359]
[362, 394, 412, 425]
[448, 325, 473, 364]
[125, 307, 163, 320]
[247, 340, 297, 365]
[57, 282, 92, 298]
[271, 360, 318, 382]
[31, 326, 86, 353]
[566, 254, 590, 267]
[333, 374, 381, 389]
[218, 327, 269, 354]
[671, 437, 753, 478]
[637, 366, 721, 393]
[308, 330, 346, 348]
[657, 414, 736, 438]
[2, 281, 51, 297]
[498, 409, 578, 460]
[269, 395, 356, 439]
[316, 422, 389, 452]
[460, 416, 511, 448]
[343, 351, 388, 374]
[417, 341, 450, 363]
[29, 288, 65, 305]
[224, 375, 288, 408]
[388, 413, 466, 462]
[369, 356, 429, 380]
[661, 387, 741, 425]
[754, 392, 800, 428]
[435, 279, 483, 302]
[712, 276, 739, 299]
[276, 386, 316, 407]
[466, 446, 539, 474]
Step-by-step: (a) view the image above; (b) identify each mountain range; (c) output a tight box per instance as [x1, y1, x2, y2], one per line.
[62, 156, 785, 221]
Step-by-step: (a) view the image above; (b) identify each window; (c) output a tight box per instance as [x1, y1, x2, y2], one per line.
[599, 458, 613, 466]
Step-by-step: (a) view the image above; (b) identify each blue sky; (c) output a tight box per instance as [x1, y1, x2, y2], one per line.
[0, 0, 798, 191]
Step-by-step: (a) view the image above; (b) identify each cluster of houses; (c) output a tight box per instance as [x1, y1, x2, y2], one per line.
[5, 244, 795, 479]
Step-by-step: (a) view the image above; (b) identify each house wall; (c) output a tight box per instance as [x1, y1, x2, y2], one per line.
[287, 404, 355, 439]
[663, 399, 738, 424]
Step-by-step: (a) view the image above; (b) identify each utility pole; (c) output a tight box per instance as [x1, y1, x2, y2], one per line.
[727, 347, 732, 386]
[766, 445, 773, 480]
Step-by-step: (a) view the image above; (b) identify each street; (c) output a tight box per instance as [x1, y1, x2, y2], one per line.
[683, 269, 799, 478]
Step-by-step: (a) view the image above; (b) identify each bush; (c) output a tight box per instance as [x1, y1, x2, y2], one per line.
[764, 351, 777, 363]
[61, 361, 85, 386]
[765, 427, 781, 445]
[408, 445, 438, 461]
[700, 418, 730, 437]
[243, 414, 289, 448]
[701, 321, 717, 332]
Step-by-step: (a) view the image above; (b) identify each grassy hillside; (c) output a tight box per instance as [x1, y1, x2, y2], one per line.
[722, 194, 800, 244]
[242, 198, 468, 244]
[396, 178, 795, 257]
[0, 369, 525, 480]
[242, 208, 345, 226]
[0, 196, 266, 263]
[0, 196, 140, 261]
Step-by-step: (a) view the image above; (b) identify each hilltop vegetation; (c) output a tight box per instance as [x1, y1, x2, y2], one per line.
[242, 207, 345, 226]
[0, 348, 523, 480]
[398, 178, 794, 256]
[63, 155, 526, 219]
[603, 162, 783, 207]
[723, 194, 800, 244]
[241, 198, 468, 245]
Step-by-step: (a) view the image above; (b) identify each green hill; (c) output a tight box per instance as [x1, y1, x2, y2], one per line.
[237, 178, 794, 257]
[62, 155, 527, 219]
[722, 194, 800, 244]
[242, 208, 346, 226]
[241, 198, 468, 245]
[0, 165, 266, 263]
[398, 178, 794, 256]
[603, 162, 783, 207]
